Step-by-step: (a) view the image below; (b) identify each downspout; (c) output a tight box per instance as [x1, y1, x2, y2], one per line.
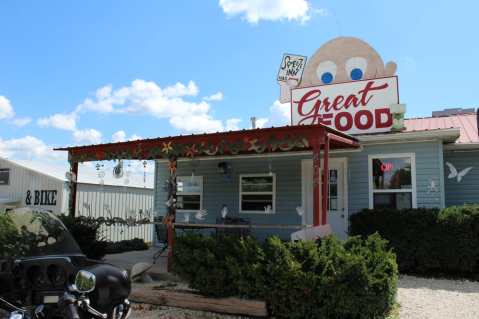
[438, 141, 446, 208]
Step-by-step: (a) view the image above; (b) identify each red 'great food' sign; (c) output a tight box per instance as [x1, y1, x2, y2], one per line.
[291, 76, 399, 134]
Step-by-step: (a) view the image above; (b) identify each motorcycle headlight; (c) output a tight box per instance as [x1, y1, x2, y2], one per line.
[73, 270, 96, 294]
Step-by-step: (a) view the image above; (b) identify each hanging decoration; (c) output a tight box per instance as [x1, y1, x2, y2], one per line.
[68, 133, 311, 163]
[195, 209, 208, 221]
[142, 160, 148, 186]
[123, 161, 131, 186]
[96, 162, 105, 185]
[113, 160, 124, 178]
[445, 162, 473, 183]
[190, 158, 200, 182]
[163, 155, 177, 225]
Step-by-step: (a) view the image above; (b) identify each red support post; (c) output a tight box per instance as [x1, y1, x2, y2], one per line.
[321, 137, 330, 225]
[312, 143, 322, 226]
[167, 224, 174, 272]
[69, 160, 78, 218]
[166, 155, 177, 272]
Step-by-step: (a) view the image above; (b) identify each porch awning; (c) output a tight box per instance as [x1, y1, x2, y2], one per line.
[54, 124, 359, 162]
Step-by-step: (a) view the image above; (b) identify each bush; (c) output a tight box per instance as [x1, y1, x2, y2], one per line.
[173, 233, 397, 318]
[0, 214, 20, 258]
[59, 215, 108, 260]
[349, 205, 479, 279]
[105, 238, 149, 254]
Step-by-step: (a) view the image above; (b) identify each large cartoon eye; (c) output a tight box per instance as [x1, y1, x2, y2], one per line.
[316, 61, 337, 84]
[345, 57, 367, 81]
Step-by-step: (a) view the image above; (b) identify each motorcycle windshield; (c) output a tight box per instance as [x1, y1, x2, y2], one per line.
[0, 207, 82, 258]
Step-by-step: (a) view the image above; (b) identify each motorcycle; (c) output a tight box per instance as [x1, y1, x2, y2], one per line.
[0, 207, 131, 319]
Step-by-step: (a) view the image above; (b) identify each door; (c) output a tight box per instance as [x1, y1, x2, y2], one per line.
[301, 158, 348, 239]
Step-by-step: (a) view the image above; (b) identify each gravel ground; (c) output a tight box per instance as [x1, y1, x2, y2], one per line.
[397, 275, 479, 319]
[131, 304, 249, 319]
[130, 275, 479, 319]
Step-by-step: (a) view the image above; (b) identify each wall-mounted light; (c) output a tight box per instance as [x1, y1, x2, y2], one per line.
[217, 162, 231, 174]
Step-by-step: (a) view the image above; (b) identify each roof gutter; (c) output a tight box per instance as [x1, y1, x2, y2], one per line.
[357, 128, 460, 144]
[444, 143, 479, 151]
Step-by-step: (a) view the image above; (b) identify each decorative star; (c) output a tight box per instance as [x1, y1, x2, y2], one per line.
[247, 138, 266, 153]
[162, 142, 173, 154]
[185, 144, 198, 158]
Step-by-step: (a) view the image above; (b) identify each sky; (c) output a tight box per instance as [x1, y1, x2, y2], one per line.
[0, 0, 478, 187]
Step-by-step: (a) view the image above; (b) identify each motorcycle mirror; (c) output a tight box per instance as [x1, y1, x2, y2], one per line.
[73, 270, 96, 294]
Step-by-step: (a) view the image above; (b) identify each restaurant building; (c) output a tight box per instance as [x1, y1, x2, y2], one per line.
[55, 37, 479, 242]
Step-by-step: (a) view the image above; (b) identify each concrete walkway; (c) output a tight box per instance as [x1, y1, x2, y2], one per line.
[104, 247, 168, 275]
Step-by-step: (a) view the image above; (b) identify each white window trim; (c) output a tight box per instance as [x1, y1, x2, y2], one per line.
[368, 153, 417, 209]
[0, 168, 10, 186]
[176, 176, 203, 213]
[239, 173, 276, 214]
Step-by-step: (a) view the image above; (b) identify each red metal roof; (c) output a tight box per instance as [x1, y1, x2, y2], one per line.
[404, 113, 478, 144]
[55, 123, 359, 162]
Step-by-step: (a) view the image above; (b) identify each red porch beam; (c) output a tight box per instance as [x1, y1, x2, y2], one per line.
[327, 132, 360, 147]
[321, 137, 330, 225]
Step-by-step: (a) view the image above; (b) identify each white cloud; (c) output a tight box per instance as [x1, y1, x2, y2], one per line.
[204, 91, 224, 102]
[73, 129, 102, 144]
[255, 117, 269, 128]
[112, 130, 127, 142]
[225, 118, 241, 131]
[111, 130, 142, 142]
[12, 117, 32, 127]
[75, 79, 234, 133]
[169, 114, 224, 133]
[38, 112, 77, 131]
[0, 134, 153, 188]
[129, 134, 142, 140]
[162, 81, 199, 98]
[270, 100, 291, 122]
[0, 96, 15, 119]
[219, 0, 311, 24]
[251, 100, 290, 128]
[0, 136, 63, 161]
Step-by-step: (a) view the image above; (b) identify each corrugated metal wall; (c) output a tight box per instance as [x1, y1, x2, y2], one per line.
[75, 183, 154, 243]
[0, 158, 66, 213]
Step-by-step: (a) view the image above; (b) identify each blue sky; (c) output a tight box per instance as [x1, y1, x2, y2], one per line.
[0, 0, 478, 185]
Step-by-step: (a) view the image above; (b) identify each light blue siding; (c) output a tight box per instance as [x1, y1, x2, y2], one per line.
[154, 140, 445, 238]
[346, 141, 444, 214]
[444, 150, 479, 206]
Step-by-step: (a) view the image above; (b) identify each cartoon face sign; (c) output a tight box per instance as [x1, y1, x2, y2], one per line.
[300, 37, 397, 87]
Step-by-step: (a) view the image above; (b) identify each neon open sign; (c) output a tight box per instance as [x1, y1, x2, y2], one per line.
[380, 163, 394, 172]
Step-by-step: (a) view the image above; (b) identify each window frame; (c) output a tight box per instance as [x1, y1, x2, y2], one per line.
[368, 153, 417, 209]
[0, 168, 10, 186]
[176, 175, 203, 213]
[239, 173, 276, 214]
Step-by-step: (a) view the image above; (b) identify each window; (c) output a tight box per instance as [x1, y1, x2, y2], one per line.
[0, 168, 10, 185]
[368, 154, 416, 209]
[176, 176, 203, 211]
[240, 174, 276, 213]
[329, 169, 338, 211]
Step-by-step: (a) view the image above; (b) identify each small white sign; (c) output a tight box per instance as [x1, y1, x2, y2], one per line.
[277, 54, 307, 82]
[291, 224, 332, 241]
[291, 76, 399, 135]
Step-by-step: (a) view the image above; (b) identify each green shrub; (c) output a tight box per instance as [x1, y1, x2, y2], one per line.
[0, 214, 20, 258]
[173, 233, 397, 318]
[349, 205, 479, 279]
[59, 215, 108, 260]
[105, 238, 149, 254]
